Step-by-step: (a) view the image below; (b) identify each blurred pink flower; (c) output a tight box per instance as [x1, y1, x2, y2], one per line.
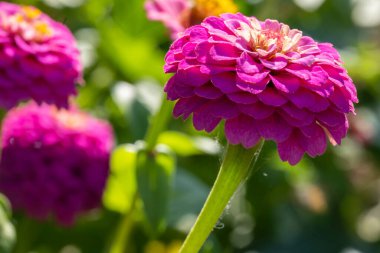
[145, 0, 191, 39]
[0, 103, 114, 225]
[145, 0, 238, 39]
[164, 13, 358, 165]
[0, 2, 82, 109]
[349, 113, 375, 146]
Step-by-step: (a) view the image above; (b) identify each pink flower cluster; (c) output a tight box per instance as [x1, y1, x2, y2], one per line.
[164, 13, 358, 165]
[0, 103, 114, 225]
[0, 2, 82, 109]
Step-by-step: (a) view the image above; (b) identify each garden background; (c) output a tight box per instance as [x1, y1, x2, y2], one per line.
[1, 0, 380, 252]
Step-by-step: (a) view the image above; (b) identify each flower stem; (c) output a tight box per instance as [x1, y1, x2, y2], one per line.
[108, 194, 138, 253]
[179, 141, 264, 253]
[108, 96, 173, 253]
[12, 216, 38, 253]
[145, 98, 173, 151]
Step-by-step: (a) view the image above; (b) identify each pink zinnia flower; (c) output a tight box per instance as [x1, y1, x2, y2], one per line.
[0, 3, 82, 109]
[164, 13, 358, 165]
[0, 103, 114, 225]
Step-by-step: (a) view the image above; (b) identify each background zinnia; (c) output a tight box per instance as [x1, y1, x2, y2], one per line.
[0, 2, 82, 109]
[145, 0, 237, 39]
[0, 103, 114, 225]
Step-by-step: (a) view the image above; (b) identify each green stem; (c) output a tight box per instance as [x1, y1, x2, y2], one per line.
[108, 96, 173, 253]
[12, 216, 38, 253]
[107, 195, 138, 253]
[179, 141, 264, 253]
[144, 98, 173, 151]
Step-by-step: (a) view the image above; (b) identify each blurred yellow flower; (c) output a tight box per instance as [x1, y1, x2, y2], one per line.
[192, 0, 238, 24]
[167, 241, 182, 253]
[144, 240, 182, 253]
[194, 0, 238, 17]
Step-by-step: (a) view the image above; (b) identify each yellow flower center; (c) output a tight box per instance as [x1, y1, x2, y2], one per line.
[22, 6, 42, 19]
[54, 110, 88, 130]
[1, 5, 53, 42]
[34, 21, 52, 36]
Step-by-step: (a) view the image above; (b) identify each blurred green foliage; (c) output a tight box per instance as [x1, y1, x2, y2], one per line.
[4, 0, 380, 252]
[0, 194, 15, 253]
[136, 145, 176, 236]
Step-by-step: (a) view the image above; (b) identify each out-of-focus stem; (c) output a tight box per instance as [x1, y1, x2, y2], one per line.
[108, 194, 138, 253]
[145, 98, 173, 151]
[108, 96, 173, 253]
[12, 217, 38, 253]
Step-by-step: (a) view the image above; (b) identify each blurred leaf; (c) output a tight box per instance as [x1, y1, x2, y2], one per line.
[134, 80, 162, 114]
[112, 0, 150, 36]
[112, 80, 162, 115]
[103, 144, 139, 214]
[112, 80, 162, 140]
[168, 169, 209, 226]
[98, 20, 166, 83]
[271, 150, 316, 184]
[158, 131, 221, 156]
[128, 99, 151, 140]
[158, 132, 199, 156]
[0, 194, 15, 253]
[137, 145, 176, 236]
[83, 0, 111, 22]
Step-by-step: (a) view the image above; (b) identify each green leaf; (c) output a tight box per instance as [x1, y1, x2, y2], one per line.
[0, 194, 15, 253]
[168, 169, 209, 226]
[112, 81, 163, 140]
[157, 131, 221, 156]
[103, 144, 139, 214]
[98, 20, 166, 83]
[137, 145, 176, 236]
[270, 149, 316, 184]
